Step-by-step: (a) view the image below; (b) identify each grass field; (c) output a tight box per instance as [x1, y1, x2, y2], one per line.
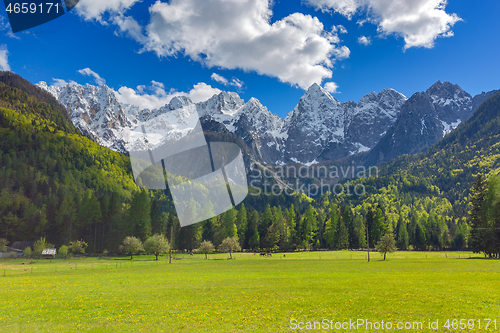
[0, 251, 499, 332]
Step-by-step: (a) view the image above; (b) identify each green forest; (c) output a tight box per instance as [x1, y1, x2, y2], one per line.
[0, 73, 499, 258]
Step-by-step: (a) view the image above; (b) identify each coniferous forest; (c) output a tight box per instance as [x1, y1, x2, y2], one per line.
[1, 72, 499, 257]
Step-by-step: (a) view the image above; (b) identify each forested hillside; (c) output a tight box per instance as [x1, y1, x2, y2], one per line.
[0, 80, 163, 251]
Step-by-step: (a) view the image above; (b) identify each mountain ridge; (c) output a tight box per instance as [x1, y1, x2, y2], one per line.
[361, 81, 498, 166]
[37, 81, 407, 165]
[37, 79, 498, 168]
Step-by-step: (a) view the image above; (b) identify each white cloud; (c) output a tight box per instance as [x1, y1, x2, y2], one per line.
[211, 73, 229, 85]
[78, 68, 106, 86]
[75, 0, 141, 21]
[0, 45, 10, 71]
[115, 81, 222, 110]
[187, 83, 223, 103]
[211, 73, 244, 89]
[305, 0, 461, 49]
[112, 15, 145, 43]
[230, 78, 244, 89]
[0, 16, 19, 39]
[51, 78, 78, 87]
[324, 82, 339, 93]
[142, 0, 349, 89]
[332, 24, 348, 34]
[357, 35, 371, 45]
[307, 0, 361, 18]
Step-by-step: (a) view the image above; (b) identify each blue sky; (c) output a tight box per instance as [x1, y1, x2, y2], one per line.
[0, 0, 499, 117]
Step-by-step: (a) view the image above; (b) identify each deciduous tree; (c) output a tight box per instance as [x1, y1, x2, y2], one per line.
[219, 237, 241, 259]
[58, 245, 68, 258]
[122, 236, 144, 259]
[34, 237, 54, 257]
[69, 240, 88, 256]
[0, 238, 8, 252]
[23, 247, 32, 258]
[198, 240, 215, 259]
[375, 232, 397, 260]
[144, 234, 170, 260]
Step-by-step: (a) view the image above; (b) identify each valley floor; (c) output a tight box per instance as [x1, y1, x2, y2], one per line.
[0, 251, 498, 332]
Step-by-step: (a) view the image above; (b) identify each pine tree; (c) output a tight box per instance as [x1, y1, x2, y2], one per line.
[324, 204, 339, 249]
[336, 213, 349, 250]
[408, 213, 418, 247]
[150, 199, 162, 235]
[221, 209, 238, 240]
[287, 204, 297, 249]
[343, 206, 357, 249]
[236, 204, 248, 248]
[354, 214, 367, 249]
[396, 216, 409, 250]
[80, 191, 102, 253]
[127, 191, 151, 241]
[247, 211, 260, 251]
[259, 205, 273, 249]
[373, 207, 387, 245]
[469, 174, 488, 254]
[483, 175, 500, 258]
[414, 222, 427, 251]
[273, 206, 288, 251]
[202, 218, 215, 243]
[365, 208, 375, 248]
[266, 222, 280, 250]
[179, 223, 202, 251]
[302, 205, 318, 250]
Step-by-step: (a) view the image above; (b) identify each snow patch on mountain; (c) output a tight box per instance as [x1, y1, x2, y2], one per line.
[441, 119, 461, 136]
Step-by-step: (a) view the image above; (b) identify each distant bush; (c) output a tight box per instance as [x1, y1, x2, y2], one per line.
[69, 240, 87, 256]
[58, 245, 69, 258]
[23, 247, 32, 258]
[33, 237, 54, 257]
[0, 238, 8, 252]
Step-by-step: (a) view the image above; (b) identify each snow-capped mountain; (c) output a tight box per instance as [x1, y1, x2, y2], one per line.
[37, 79, 491, 166]
[426, 81, 474, 133]
[278, 84, 407, 164]
[363, 82, 499, 166]
[282, 83, 347, 164]
[345, 88, 407, 149]
[36, 81, 136, 152]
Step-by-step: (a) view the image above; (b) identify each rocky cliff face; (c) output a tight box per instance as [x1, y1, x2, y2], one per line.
[363, 82, 498, 165]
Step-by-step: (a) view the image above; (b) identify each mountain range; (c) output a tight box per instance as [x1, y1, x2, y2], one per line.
[37, 80, 497, 167]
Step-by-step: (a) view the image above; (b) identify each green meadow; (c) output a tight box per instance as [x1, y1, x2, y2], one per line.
[0, 251, 499, 332]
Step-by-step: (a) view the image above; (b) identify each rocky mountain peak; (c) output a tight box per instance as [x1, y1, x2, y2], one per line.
[198, 91, 245, 117]
[302, 82, 339, 104]
[427, 80, 462, 94]
[425, 80, 472, 125]
[168, 96, 193, 110]
[401, 92, 434, 115]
